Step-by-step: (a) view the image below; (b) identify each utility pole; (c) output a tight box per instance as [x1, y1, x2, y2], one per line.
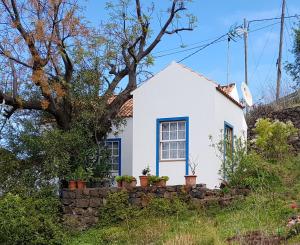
[243, 18, 248, 87]
[243, 18, 249, 113]
[276, 0, 285, 101]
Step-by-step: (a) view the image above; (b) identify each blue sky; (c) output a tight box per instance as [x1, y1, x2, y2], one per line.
[79, 0, 300, 103]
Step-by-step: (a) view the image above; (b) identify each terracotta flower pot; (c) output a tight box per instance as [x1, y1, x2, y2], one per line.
[139, 176, 149, 187]
[117, 181, 122, 188]
[185, 175, 197, 188]
[155, 179, 166, 187]
[68, 180, 76, 190]
[123, 179, 137, 189]
[77, 180, 87, 190]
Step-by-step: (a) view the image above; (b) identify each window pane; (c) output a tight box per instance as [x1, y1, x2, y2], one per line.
[162, 123, 169, 132]
[112, 157, 119, 164]
[178, 130, 185, 139]
[170, 131, 177, 140]
[112, 164, 119, 171]
[162, 131, 169, 140]
[178, 141, 185, 150]
[106, 142, 112, 148]
[178, 150, 185, 159]
[162, 142, 169, 150]
[170, 142, 177, 150]
[170, 150, 177, 159]
[170, 122, 177, 131]
[178, 121, 185, 130]
[113, 148, 119, 155]
[162, 150, 169, 159]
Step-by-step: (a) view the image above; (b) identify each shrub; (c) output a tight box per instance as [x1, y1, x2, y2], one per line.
[229, 153, 282, 189]
[98, 191, 139, 225]
[0, 193, 64, 245]
[254, 118, 298, 161]
[146, 197, 188, 217]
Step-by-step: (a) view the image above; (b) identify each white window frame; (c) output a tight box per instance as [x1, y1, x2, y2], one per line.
[160, 121, 186, 161]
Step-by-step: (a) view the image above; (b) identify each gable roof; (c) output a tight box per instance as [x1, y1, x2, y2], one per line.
[108, 96, 133, 117]
[118, 98, 133, 117]
[122, 62, 244, 116]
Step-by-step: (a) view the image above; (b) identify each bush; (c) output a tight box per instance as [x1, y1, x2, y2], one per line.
[146, 197, 188, 217]
[229, 153, 282, 189]
[98, 191, 139, 225]
[254, 118, 298, 161]
[0, 193, 64, 245]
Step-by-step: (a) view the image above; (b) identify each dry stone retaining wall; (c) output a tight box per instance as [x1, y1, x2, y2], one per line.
[61, 185, 250, 230]
[247, 105, 300, 152]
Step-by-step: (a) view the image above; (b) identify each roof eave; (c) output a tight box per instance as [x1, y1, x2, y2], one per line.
[216, 86, 244, 109]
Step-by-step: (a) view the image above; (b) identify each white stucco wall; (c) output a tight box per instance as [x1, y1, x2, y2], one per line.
[107, 118, 133, 176]
[132, 62, 247, 188]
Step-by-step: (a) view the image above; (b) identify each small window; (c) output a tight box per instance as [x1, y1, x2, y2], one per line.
[160, 121, 186, 160]
[105, 140, 120, 175]
[224, 124, 233, 159]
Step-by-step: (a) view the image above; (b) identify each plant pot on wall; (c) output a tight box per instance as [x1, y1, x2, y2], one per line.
[185, 175, 197, 188]
[139, 176, 149, 187]
[68, 180, 76, 190]
[155, 179, 166, 187]
[122, 179, 137, 189]
[77, 180, 87, 190]
[115, 176, 123, 188]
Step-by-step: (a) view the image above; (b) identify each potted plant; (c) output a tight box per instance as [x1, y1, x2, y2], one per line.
[157, 176, 169, 187]
[185, 156, 199, 188]
[75, 166, 93, 190]
[115, 176, 124, 188]
[149, 176, 169, 187]
[66, 173, 77, 190]
[139, 166, 151, 187]
[122, 175, 137, 189]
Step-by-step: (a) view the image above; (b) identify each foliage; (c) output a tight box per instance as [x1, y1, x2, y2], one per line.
[142, 166, 151, 176]
[228, 152, 282, 189]
[121, 175, 136, 183]
[98, 191, 139, 225]
[115, 176, 123, 183]
[148, 175, 170, 185]
[285, 21, 300, 89]
[73, 166, 93, 181]
[146, 197, 188, 217]
[209, 131, 247, 182]
[161, 176, 170, 182]
[0, 192, 65, 245]
[254, 118, 298, 161]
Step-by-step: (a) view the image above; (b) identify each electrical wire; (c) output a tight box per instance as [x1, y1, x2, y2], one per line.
[177, 34, 228, 63]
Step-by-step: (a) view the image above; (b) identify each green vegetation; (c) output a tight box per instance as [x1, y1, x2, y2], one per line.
[1, 117, 300, 244]
[64, 119, 300, 244]
[0, 192, 64, 245]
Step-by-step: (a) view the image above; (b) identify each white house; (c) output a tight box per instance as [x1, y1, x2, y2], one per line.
[106, 62, 247, 188]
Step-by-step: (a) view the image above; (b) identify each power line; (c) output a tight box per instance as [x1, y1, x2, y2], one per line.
[248, 14, 298, 24]
[153, 15, 299, 62]
[177, 34, 228, 63]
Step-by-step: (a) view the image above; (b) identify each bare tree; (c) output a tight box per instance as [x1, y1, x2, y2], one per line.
[0, 0, 194, 137]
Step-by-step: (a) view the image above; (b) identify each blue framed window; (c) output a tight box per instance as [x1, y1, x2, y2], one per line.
[224, 122, 234, 158]
[105, 138, 121, 176]
[223, 122, 234, 179]
[156, 117, 189, 176]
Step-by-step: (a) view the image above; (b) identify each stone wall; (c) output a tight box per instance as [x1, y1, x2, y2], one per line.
[247, 105, 300, 151]
[61, 185, 250, 230]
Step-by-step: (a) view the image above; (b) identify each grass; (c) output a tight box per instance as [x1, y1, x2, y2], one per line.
[64, 192, 299, 245]
[65, 155, 300, 245]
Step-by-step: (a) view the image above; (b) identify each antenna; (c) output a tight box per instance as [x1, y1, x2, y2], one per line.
[241, 82, 253, 107]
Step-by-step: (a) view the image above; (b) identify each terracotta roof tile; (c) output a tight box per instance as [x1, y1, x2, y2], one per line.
[220, 83, 235, 94]
[108, 96, 133, 117]
[118, 98, 133, 117]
